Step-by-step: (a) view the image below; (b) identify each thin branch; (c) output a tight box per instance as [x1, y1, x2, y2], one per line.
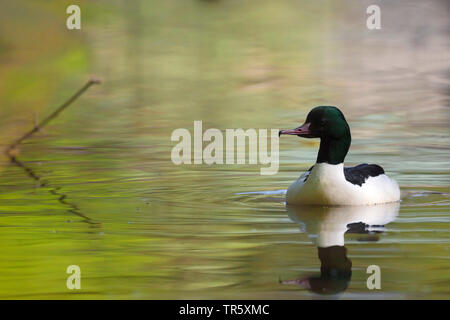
[3, 77, 102, 224]
[11, 157, 99, 225]
[5, 77, 102, 156]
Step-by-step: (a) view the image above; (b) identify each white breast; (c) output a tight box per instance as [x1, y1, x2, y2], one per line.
[286, 163, 400, 205]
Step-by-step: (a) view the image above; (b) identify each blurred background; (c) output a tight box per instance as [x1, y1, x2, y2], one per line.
[0, 0, 448, 299]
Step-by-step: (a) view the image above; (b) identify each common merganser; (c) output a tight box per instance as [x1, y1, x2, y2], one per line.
[279, 106, 400, 205]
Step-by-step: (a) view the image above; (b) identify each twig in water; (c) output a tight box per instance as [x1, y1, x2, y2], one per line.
[5, 77, 102, 157]
[4, 77, 102, 224]
[11, 157, 99, 225]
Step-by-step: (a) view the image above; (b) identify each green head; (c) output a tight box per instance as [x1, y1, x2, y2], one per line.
[279, 106, 351, 164]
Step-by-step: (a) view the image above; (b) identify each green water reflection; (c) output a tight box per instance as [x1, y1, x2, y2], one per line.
[0, 0, 448, 299]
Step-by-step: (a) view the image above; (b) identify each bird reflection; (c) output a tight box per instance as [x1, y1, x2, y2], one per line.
[282, 202, 399, 295]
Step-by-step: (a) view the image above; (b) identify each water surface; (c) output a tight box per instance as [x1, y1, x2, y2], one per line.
[0, 0, 448, 299]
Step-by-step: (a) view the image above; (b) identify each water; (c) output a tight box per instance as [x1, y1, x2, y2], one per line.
[0, 0, 448, 299]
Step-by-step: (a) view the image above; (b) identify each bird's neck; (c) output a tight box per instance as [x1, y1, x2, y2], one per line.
[316, 134, 351, 165]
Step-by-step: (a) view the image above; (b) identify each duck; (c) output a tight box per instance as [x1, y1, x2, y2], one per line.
[279, 106, 400, 205]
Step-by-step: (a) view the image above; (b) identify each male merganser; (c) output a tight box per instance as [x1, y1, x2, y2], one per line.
[279, 106, 400, 205]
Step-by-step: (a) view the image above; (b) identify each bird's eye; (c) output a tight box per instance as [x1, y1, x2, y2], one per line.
[320, 119, 327, 126]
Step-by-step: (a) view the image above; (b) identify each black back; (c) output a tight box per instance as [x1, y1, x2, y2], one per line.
[344, 163, 385, 187]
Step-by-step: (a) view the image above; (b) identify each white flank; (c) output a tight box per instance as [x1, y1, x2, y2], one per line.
[286, 163, 400, 206]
